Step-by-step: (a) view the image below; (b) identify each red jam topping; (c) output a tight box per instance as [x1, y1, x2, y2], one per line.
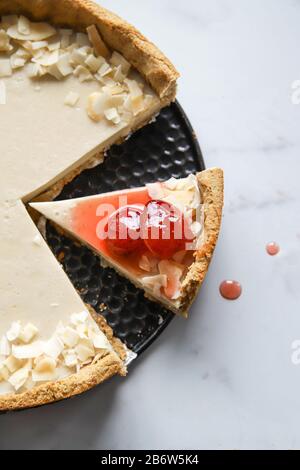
[219, 280, 242, 300]
[266, 242, 280, 256]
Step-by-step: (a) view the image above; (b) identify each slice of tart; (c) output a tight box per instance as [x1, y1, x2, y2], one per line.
[31, 169, 224, 316]
[0, 1, 178, 410]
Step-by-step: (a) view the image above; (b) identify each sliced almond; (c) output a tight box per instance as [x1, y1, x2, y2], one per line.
[86, 25, 110, 59]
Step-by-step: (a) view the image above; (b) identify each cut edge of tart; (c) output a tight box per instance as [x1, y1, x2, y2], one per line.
[31, 168, 224, 318]
[0, 0, 179, 410]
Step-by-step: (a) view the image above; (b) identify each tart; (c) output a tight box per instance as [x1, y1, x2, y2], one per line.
[31, 169, 224, 316]
[0, 1, 178, 410]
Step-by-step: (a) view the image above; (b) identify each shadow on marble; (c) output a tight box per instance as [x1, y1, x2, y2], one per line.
[0, 375, 122, 450]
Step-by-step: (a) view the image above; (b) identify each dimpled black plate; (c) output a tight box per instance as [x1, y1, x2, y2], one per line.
[46, 101, 205, 355]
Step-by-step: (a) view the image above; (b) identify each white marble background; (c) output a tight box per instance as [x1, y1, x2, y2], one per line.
[1, 0, 300, 450]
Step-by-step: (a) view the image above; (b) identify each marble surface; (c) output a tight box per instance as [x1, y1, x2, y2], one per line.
[1, 0, 300, 450]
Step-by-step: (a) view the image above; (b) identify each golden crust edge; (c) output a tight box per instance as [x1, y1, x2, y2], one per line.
[178, 168, 224, 316]
[0, 0, 179, 102]
[0, 311, 126, 412]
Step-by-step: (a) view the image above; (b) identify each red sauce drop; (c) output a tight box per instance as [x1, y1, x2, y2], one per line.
[266, 242, 280, 256]
[219, 280, 242, 300]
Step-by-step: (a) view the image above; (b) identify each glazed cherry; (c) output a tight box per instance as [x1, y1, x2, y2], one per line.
[105, 205, 144, 255]
[141, 200, 194, 259]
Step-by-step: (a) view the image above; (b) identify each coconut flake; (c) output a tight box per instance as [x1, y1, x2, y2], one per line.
[104, 107, 121, 124]
[18, 323, 38, 344]
[64, 91, 80, 107]
[142, 274, 168, 298]
[12, 340, 44, 359]
[63, 349, 78, 367]
[110, 51, 131, 75]
[43, 335, 64, 359]
[4, 355, 23, 373]
[86, 25, 110, 59]
[6, 321, 21, 342]
[8, 365, 29, 391]
[7, 21, 56, 41]
[75, 341, 94, 362]
[0, 58, 12, 77]
[18, 15, 31, 35]
[146, 182, 165, 199]
[70, 311, 89, 325]
[32, 49, 59, 66]
[158, 260, 184, 300]
[73, 65, 93, 82]
[56, 52, 73, 76]
[85, 54, 104, 73]
[10, 55, 26, 69]
[61, 326, 80, 348]
[0, 29, 13, 52]
[0, 335, 10, 355]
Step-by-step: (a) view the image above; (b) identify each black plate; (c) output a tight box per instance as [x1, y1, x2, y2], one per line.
[46, 101, 205, 355]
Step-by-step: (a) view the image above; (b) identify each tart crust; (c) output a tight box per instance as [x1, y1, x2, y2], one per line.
[0, 0, 179, 103]
[179, 168, 224, 316]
